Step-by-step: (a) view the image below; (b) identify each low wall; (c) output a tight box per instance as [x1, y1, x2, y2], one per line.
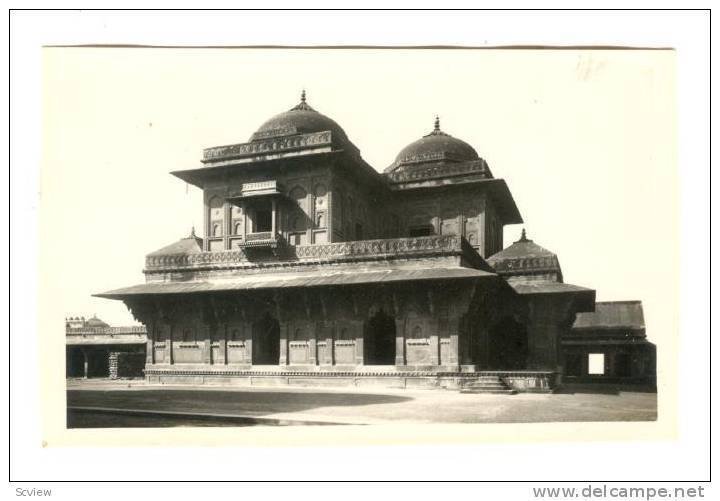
[143, 367, 557, 393]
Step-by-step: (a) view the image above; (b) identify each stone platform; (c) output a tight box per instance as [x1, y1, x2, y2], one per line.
[143, 366, 557, 393]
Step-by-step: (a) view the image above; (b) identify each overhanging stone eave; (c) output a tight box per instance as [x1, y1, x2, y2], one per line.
[486, 178, 523, 224]
[94, 266, 498, 300]
[171, 149, 345, 189]
[508, 282, 596, 310]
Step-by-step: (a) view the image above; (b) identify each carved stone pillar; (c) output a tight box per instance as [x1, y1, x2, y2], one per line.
[271, 198, 277, 236]
[328, 321, 335, 365]
[146, 322, 154, 365]
[279, 322, 289, 365]
[223, 201, 231, 250]
[201, 324, 212, 365]
[221, 324, 228, 365]
[199, 299, 213, 365]
[242, 201, 247, 240]
[125, 298, 157, 369]
[446, 316, 460, 366]
[429, 319, 440, 366]
[355, 321, 364, 365]
[203, 196, 210, 251]
[326, 183, 333, 242]
[308, 321, 317, 365]
[167, 324, 174, 365]
[244, 321, 253, 365]
[154, 299, 177, 366]
[394, 318, 406, 366]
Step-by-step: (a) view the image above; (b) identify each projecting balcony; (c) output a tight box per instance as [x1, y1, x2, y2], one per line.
[238, 232, 282, 249]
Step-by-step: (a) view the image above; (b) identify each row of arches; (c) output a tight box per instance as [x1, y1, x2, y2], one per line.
[225, 310, 529, 368]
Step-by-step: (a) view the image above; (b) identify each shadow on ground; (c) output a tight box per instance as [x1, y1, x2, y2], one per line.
[66, 389, 412, 428]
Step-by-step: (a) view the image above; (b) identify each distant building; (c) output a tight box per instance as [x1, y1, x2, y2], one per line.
[65, 315, 147, 379]
[562, 301, 656, 385]
[93, 92, 653, 392]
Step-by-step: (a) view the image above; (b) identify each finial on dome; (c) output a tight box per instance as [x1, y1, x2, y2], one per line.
[425, 114, 447, 137]
[519, 228, 528, 242]
[290, 89, 314, 111]
[189, 226, 196, 239]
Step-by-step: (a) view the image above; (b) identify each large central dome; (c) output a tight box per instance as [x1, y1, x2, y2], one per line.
[388, 117, 480, 171]
[250, 91, 352, 147]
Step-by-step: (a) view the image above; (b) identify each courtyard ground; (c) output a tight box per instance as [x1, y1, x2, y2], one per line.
[66, 379, 657, 427]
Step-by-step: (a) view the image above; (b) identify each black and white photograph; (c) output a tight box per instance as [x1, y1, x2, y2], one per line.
[10, 7, 710, 493]
[53, 47, 668, 429]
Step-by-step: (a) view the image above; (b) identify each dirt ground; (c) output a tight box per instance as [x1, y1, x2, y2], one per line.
[66, 379, 657, 427]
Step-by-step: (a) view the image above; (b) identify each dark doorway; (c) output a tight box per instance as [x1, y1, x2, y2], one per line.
[86, 348, 110, 378]
[615, 352, 633, 378]
[364, 310, 396, 365]
[252, 312, 280, 365]
[564, 352, 584, 377]
[66, 347, 86, 378]
[487, 316, 528, 370]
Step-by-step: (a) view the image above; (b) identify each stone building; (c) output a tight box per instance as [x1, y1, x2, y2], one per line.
[562, 301, 656, 385]
[96, 91, 647, 392]
[66, 315, 147, 379]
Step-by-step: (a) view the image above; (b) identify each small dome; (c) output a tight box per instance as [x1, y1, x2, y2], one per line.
[85, 315, 109, 328]
[487, 229, 563, 282]
[390, 116, 479, 170]
[250, 90, 352, 146]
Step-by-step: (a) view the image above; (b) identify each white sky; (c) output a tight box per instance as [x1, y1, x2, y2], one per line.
[41, 48, 676, 344]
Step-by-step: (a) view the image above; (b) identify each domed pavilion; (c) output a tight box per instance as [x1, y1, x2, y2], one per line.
[96, 91, 610, 392]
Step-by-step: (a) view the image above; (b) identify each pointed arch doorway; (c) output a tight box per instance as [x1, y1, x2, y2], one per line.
[252, 312, 280, 365]
[364, 309, 396, 365]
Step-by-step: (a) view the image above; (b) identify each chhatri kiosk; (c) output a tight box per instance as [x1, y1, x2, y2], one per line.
[97, 92, 596, 392]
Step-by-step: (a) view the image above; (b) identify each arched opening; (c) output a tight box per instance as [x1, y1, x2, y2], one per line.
[66, 347, 85, 378]
[86, 347, 110, 378]
[252, 312, 280, 365]
[364, 309, 396, 365]
[487, 316, 528, 370]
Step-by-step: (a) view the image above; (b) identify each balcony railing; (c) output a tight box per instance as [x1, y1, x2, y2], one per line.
[66, 326, 147, 336]
[144, 235, 466, 273]
[238, 231, 280, 249]
[386, 159, 491, 184]
[202, 131, 333, 163]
